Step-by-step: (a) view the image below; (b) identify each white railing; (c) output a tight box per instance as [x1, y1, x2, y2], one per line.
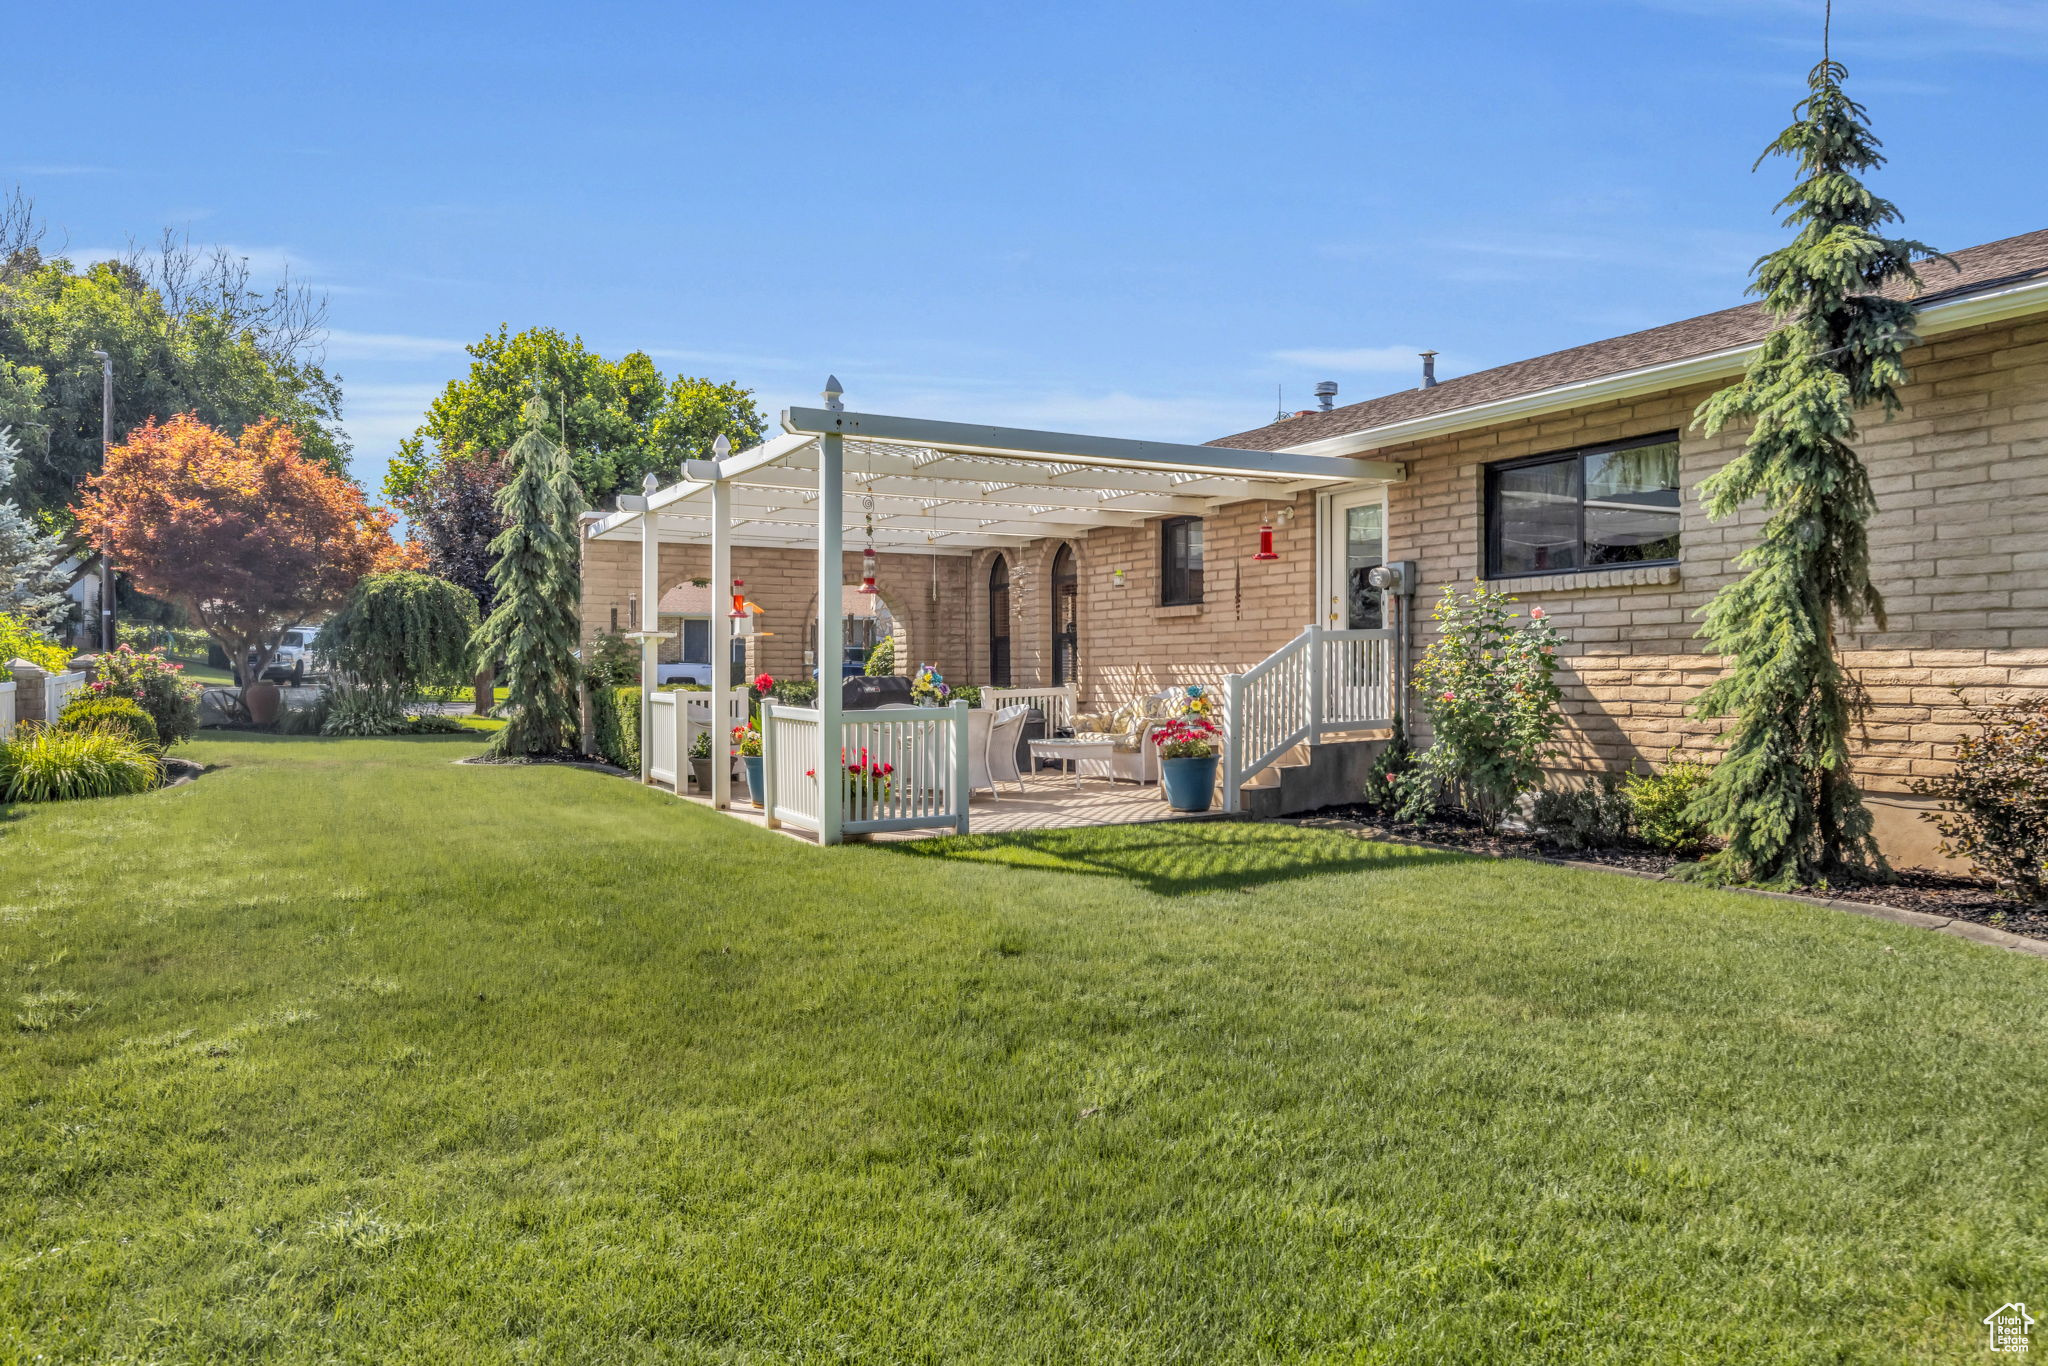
[647, 691, 678, 787]
[682, 693, 748, 774]
[1223, 627, 1395, 813]
[0, 680, 14, 738]
[979, 684, 1075, 734]
[764, 700, 971, 838]
[46, 671, 87, 722]
[760, 702, 824, 832]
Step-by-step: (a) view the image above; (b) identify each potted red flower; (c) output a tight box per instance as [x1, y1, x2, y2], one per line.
[1152, 715, 1222, 811]
[732, 723, 764, 806]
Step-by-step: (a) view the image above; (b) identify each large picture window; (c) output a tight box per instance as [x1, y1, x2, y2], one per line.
[1485, 433, 1681, 578]
[1160, 516, 1204, 606]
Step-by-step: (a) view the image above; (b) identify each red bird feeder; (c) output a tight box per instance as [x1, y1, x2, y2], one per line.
[729, 579, 749, 619]
[1252, 522, 1280, 561]
[858, 545, 878, 595]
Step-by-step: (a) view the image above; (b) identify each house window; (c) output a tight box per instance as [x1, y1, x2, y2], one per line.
[1051, 543, 1078, 686]
[987, 556, 1012, 687]
[1160, 516, 1204, 606]
[1485, 433, 1681, 578]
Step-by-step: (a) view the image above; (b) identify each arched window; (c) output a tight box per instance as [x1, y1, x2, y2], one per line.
[1050, 543, 1078, 687]
[987, 556, 1012, 687]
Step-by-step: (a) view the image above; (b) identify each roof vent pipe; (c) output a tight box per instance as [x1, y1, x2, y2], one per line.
[1313, 380, 1338, 411]
[1419, 351, 1439, 389]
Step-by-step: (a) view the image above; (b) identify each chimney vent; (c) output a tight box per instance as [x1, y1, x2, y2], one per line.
[1419, 351, 1439, 389]
[1313, 380, 1338, 411]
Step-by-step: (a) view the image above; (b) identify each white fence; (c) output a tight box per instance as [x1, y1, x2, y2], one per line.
[763, 699, 970, 840]
[978, 684, 1075, 733]
[647, 691, 678, 787]
[0, 680, 13, 739]
[759, 702, 824, 832]
[1223, 627, 1394, 812]
[46, 670, 86, 721]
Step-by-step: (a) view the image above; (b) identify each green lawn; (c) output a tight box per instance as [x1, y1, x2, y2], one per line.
[5, 732, 2045, 1362]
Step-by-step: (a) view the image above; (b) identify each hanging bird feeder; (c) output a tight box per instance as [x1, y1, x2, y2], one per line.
[1252, 519, 1281, 561]
[858, 495, 879, 595]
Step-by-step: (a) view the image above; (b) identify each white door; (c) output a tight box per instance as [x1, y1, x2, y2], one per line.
[1320, 488, 1387, 630]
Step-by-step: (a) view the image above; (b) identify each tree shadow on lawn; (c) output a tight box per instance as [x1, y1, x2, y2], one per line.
[882, 821, 1468, 896]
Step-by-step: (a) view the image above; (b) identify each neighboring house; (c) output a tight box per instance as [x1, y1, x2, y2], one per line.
[580, 226, 2048, 860]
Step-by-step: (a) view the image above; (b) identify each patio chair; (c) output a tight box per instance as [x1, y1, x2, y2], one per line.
[987, 704, 1029, 794]
[964, 705, 996, 796]
[1066, 687, 1181, 783]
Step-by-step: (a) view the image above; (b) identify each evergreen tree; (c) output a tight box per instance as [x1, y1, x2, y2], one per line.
[473, 391, 584, 757]
[0, 425, 73, 632]
[1688, 58, 1945, 887]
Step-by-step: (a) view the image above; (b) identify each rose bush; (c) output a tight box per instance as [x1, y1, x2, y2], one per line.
[1401, 582, 1565, 830]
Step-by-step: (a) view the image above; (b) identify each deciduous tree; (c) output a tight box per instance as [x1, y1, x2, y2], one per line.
[397, 450, 510, 711]
[318, 571, 480, 711]
[73, 414, 395, 685]
[384, 325, 762, 505]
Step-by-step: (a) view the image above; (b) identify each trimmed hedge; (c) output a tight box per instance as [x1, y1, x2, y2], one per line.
[56, 696, 161, 751]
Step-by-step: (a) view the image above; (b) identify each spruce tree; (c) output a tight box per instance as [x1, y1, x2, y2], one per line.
[1688, 57, 1944, 887]
[0, 425, 74, 632]
[474, 391, 584, 757]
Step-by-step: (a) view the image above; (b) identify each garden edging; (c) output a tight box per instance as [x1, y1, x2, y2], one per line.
[1280, 819, 2048, 960]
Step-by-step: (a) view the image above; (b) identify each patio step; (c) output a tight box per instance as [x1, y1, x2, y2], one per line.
[1238, 735, 1390, 819]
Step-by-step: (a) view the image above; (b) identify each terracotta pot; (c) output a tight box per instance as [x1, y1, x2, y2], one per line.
[244, 680, 282, 727]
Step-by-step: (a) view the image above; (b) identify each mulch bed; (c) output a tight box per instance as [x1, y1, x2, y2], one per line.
[1292, 804, 2048, 944]
[457, 753, 631, 776]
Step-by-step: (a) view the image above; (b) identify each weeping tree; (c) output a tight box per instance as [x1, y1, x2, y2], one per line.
[317, 571, 480, 715]
[472, 391, 584, 757]
[1687, 56, 1946, 887]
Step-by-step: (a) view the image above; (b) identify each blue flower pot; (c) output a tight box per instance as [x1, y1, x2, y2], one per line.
[1160, 754, 1218, 812]
[741, 754, 764, 807]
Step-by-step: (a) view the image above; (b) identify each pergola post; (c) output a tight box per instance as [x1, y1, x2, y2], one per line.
[637, 493, 659, 785]
[816, 377, 846, 846]
[709, 475, 735, 810]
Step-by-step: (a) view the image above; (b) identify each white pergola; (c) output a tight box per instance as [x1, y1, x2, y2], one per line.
[588, 379, 1404, 842]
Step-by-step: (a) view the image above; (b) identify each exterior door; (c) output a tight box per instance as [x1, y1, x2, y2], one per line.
[1321, 488, 1386, 630]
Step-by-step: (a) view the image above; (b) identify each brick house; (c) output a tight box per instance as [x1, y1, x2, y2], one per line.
[581, 227, 2047, 857]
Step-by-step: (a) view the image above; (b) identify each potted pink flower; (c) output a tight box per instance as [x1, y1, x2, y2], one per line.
[732, 723, 764, 806]
[1152, 715, 1222, 811]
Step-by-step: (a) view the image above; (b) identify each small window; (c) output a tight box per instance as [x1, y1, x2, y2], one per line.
[681, 618, 710, 664]
[1160, 516, 1204, 606]
[1485, 434, 1681, 578]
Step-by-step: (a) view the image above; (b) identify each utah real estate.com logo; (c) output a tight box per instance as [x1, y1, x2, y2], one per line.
[1985, 1303, 2035, 1353]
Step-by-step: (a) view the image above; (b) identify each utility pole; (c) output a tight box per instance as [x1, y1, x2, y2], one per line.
[91, 348, 115, 652]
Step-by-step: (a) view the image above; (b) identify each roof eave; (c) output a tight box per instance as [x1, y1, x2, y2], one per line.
[1277, 274, 2048, 459]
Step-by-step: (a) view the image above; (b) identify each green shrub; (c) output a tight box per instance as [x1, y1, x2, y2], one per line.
[1361, 715, 1418, 817]
[1625, 760, 1716, 857]
[1, 727, 160, 802]
[0, 610, 73, 672]
[587, 681, 634, 769]
[321, 685, 407, 737]
[951, 685, 983, 709]
[1910, 695, 2048, 899]
[405, 712, 467, 734]
[86, 644, 202, 747]
[275, 691, 333, 735]
[770, 679, 819, 707]
[585, 631, 638, 687]
[864, 636, 895, 676]
[56, 696, 160, 750]
[1532, 774, 1633, 851]
[1401, 584, 1566, 829]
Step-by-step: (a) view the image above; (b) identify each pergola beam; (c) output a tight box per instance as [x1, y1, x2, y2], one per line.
[782, 406, 1408, 483]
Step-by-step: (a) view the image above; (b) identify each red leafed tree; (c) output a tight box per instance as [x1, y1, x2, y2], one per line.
[74, 413, 400, 684]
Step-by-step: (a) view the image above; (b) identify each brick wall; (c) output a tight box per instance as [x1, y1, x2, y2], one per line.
[1376, 315, 2048, 861]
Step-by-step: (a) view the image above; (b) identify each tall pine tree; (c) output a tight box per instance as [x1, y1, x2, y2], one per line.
[474, 390, 584, 757]
[1688, 57, 1945, 887]
[0, 424, 75, 632]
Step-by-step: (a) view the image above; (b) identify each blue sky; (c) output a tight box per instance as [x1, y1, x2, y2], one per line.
[6, 0, 2044, 493]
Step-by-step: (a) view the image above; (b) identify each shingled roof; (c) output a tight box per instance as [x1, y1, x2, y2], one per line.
[1212, 227, 2048, 452]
